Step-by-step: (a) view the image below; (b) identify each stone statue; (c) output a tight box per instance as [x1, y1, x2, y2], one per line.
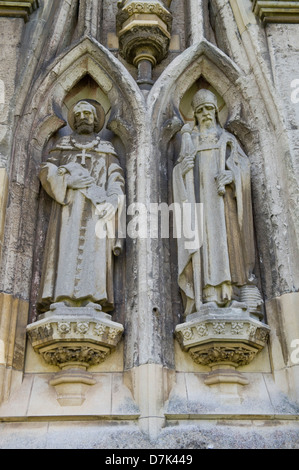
[37, 100, 125, 314]
[173, 89, 263, 317]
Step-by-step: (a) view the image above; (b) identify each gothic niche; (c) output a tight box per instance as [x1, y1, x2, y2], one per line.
[27, 79, 125, 405]
[173, 85, 270, 386]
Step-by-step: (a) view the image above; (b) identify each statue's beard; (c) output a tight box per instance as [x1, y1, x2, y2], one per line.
[75, 121, 94, 134]
[199, 118, 217, 132]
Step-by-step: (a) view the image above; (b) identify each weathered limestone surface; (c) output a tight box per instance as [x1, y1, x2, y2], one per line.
[0, 0, 298, 449]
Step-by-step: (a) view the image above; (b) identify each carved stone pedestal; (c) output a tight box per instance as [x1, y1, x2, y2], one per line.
[175, 304, 270, 386]
[27, 304, 124, 405]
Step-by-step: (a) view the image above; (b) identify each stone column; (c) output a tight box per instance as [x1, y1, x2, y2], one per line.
[0, 1, 39, 404]
[185, 0, 205, 44]
[247, 0, 299, 405]
[0, 15, 24, 254]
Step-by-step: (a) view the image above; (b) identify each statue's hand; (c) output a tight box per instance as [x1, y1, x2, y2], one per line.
[96, 196, 118, 220]
[182, 154, 196, 176]
[67, 175, 95, 189]
[215, 170, 234, 195]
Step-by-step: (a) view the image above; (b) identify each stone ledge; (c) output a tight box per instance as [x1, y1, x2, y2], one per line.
[0, 1, 39, 22]
[252, 0, 299, 23]
[165, 413, 299, 421]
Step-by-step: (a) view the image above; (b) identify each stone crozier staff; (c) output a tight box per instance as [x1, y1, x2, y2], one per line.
[37, 100, 125, 314]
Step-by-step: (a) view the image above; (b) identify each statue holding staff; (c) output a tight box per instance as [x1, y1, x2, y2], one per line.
[173, 89, 262, 317]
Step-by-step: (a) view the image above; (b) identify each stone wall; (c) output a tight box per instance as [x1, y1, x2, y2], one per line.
[0, 0, 298, 449]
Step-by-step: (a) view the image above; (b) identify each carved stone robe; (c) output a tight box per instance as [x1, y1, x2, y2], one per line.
[37, 135, 125, 313]
[173, 127, 255, 315]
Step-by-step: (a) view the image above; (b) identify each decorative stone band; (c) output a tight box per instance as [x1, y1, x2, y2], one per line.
[175, 307, 270, 370]
[0, 0, 39, 22]
[252, 0, 299, 23]
[27, 312, 124, 368]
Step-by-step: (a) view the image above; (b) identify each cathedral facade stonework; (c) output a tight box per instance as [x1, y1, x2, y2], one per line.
[0, 0, 298, 449]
